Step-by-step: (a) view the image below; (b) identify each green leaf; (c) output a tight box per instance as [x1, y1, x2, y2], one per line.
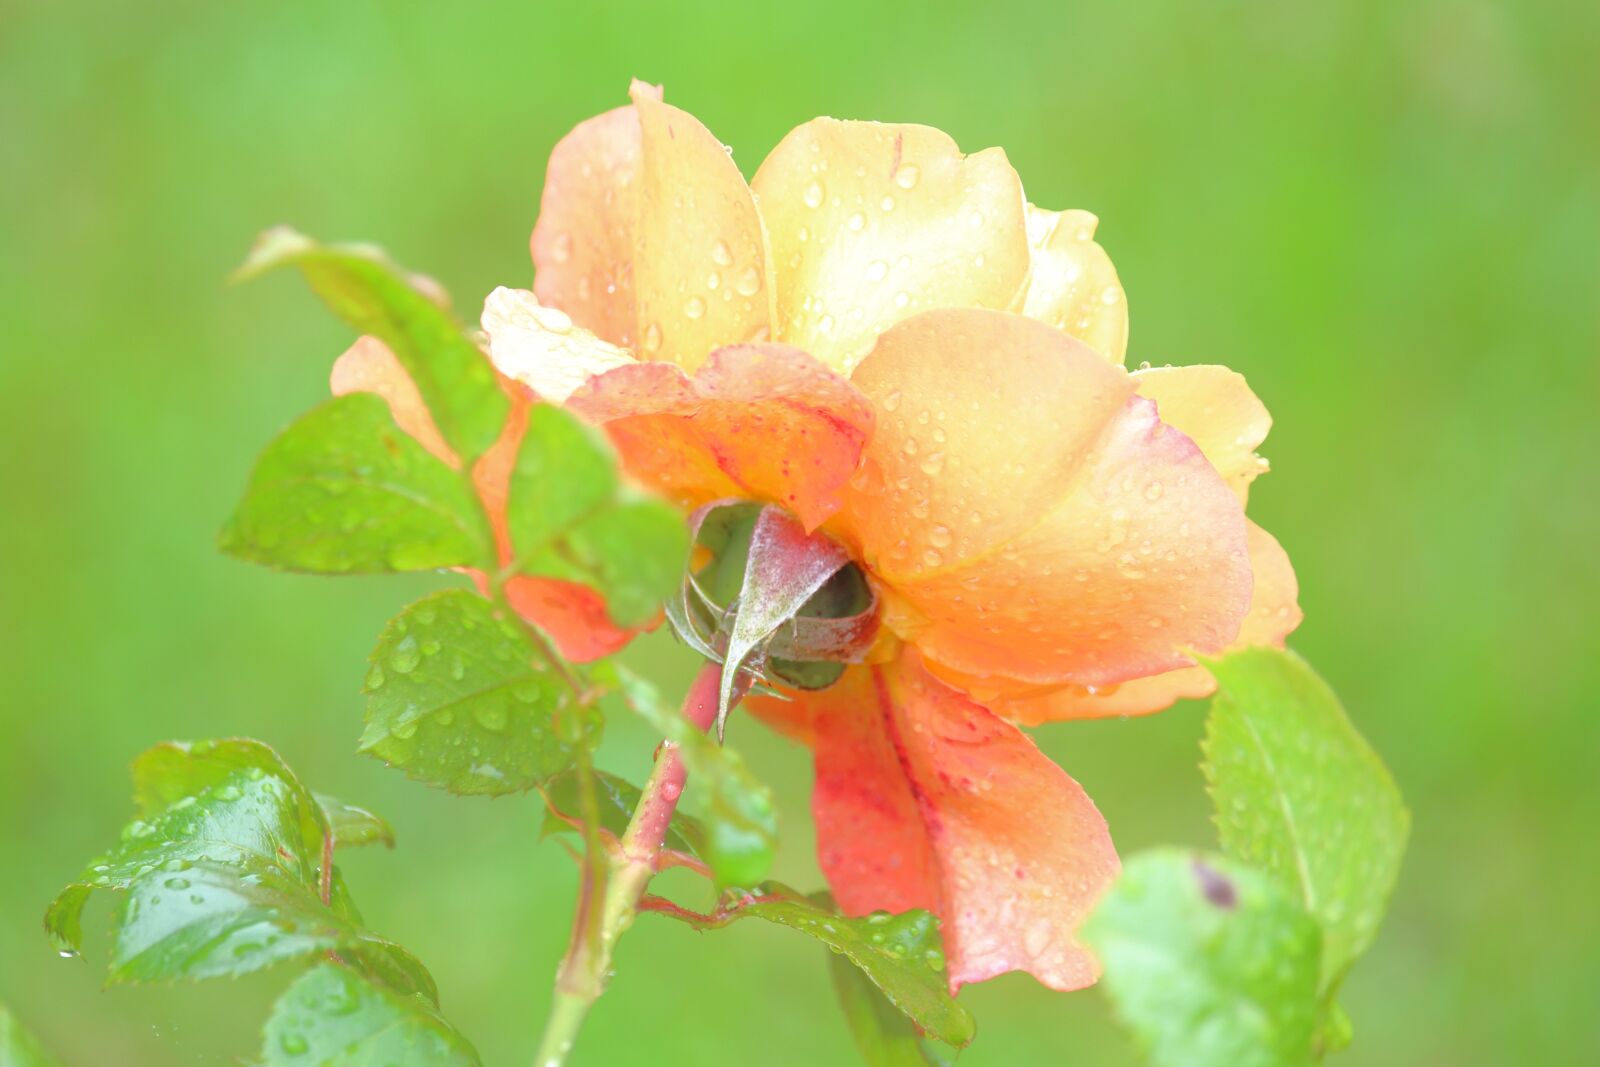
[507, 405, 689, 627]
[0, 1003, 66, 1067]
[655, 885, 974, 1049]
[539, 768, 707, 859]
[129, 738, 328, 858]
[109, 858, 428, 991]
[236, 226, 507, 460]
[46, 742, 435, 999]
[1201, 647, 1409, 988]
[315, 794, 395, 849]
[1083, 850, 1323, 1067]
[829, 941, 957, 1066]
[607, 666, 775, 887]
[359, 589, 595, 796]
[219, 394, 491, 574]
[262, 963, 481, 1066]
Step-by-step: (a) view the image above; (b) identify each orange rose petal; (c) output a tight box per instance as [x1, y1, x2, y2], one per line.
[629, 82, 773, 370]
[567, 342, 874, 531]
[998, 520, 1302, 721]
[530, 84, 661, 348]
[1021, 206, 1129, 365]
[1133, 363, 1271, 503]
[803, 650, 1119, 992]
[330, 336, 458, 467]
[752, 119, 1031, 375]
[844, 308, 1251, 687]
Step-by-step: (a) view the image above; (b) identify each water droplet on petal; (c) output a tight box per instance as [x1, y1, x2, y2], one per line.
[893, 164, 920, 190]
[710, 240, 734, 266]
[803, 180, 825, 208]
[684, 296, 706, 320]
[735, 267, 762, 296]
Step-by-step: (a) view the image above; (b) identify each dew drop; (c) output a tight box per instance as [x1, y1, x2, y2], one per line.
[846, 212, 866, 232]
[803, 180, 825, 208]
[550, 233, 573, 263]
[388, 636, 422, 675]
[865, 260, 888, 283]
[928, 524, 953, 548]
[710, 240, 734, 267]
[684, 296, 706, 320]
[735, 267, 762, 296]
[893, 164, 920, 190]
[643, 322, 663, 352]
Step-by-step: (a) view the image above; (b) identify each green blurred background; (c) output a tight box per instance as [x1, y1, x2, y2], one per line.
[3, 0, 1595, 1063]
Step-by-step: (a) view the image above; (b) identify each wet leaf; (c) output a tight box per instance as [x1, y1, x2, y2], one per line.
[45, 748, 434, 998]
[507, 405, 688, 627]
[1202, 648, 1409, 989]
[830, 936, 958, 1066]
[236, 226, 506, 460]
[219, 394, 490, 574]
[1083, 850, 1323, 1067]
[261, 963, 481, 1066]
[655, 884, 973, 1049]
[359, 589, 595, 796]
[606, 666, 775, 887]
[315, 794, 394, 849]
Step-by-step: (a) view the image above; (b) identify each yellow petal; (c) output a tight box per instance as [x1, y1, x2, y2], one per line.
[752, 119, 1030, 375]
[1021, 206, 1128, 364]
[843, 308, 1252, 688]
[629, 82, 773, 370]
[481, 287, 635, 403]
[530, 85, 658, 349]
[999, 520, 1302, 721]
[1134, 364, 1271, 503]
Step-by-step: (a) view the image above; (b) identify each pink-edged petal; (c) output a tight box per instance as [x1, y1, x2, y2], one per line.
[530, 83, 661, 348]
[565, 343, 875, 531]
[751, 119, 1031, 375]
[843, 308, 1251, 688]
[1021, 206, 1129, 365]
[330, 336, 457, 466]
[1000, 520, 1302, 722]
[1133, 363, 1271, 503]
[800, 649, 1119, 992]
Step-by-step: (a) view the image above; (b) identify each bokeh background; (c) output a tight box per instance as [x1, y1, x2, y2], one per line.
[3, 1, 1596, 1063]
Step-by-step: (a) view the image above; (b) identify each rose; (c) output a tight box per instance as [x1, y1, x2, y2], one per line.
[342, 79, 1300, 993]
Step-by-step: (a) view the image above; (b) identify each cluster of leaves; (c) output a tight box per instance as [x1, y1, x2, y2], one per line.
[1083, 648, 1410, 1067]
[44, 738, 480, 1063]
[44, 231, 968, 1064]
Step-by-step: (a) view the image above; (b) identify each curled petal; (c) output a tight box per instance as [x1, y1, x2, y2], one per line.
[752, 119, 1031, 375]
[1134, 364, 1271, 503]
[566, 343, 875, 532]
[482, 287, 636, 403]
[800, 649, 1119, 992]
[530, 83, 659, 348]
[330, 336, 457, 466]
[845, 309, 1251, 687]
[1000, 520, 1302, 721]
[1021, 206, 1128, 365]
